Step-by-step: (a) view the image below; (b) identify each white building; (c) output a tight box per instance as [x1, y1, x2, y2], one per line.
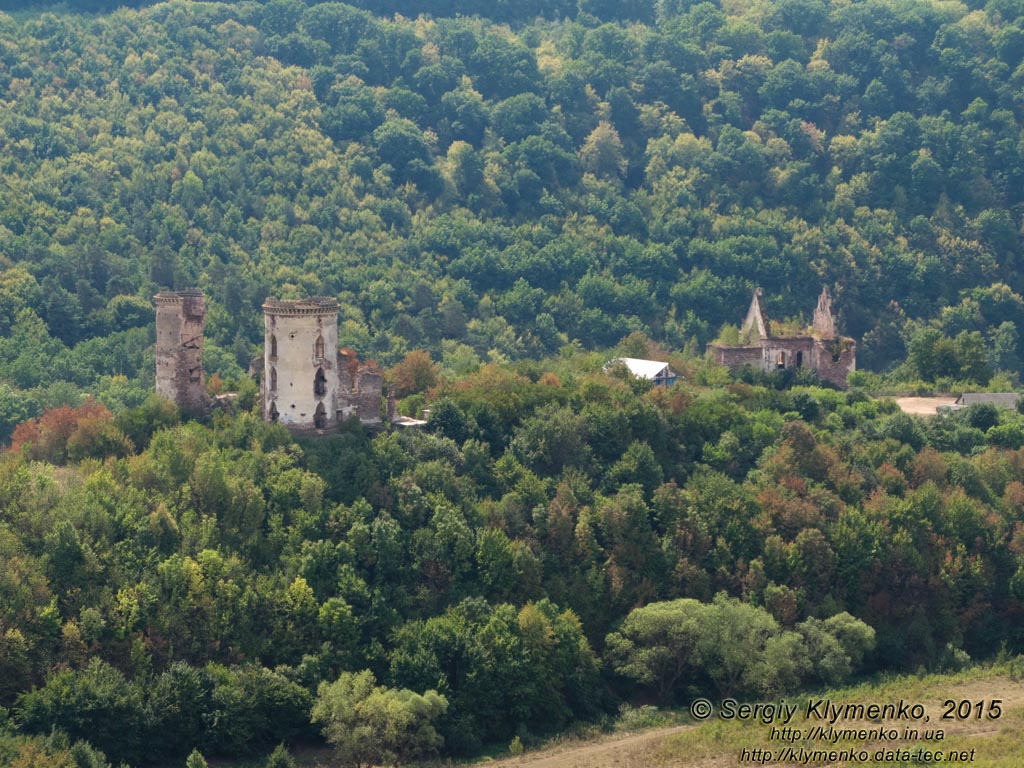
[604, 358, 679, 387]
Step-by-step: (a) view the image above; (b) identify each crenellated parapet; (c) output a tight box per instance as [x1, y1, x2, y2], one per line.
[263, 297, 340, 431]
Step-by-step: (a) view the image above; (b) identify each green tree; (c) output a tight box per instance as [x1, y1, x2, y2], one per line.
[372, 119, 433, 182]
[605, 598, 707, 701]
[265, 743, 297, 768]
[15, 659, 145, 765]
[311, 670, 447, 768]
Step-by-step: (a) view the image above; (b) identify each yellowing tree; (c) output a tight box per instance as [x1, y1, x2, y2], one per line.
[312, 670, 448, 768]
[579, 121, 627, 180]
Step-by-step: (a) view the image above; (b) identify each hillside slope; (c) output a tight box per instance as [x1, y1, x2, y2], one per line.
[489, 668, 1024, 768]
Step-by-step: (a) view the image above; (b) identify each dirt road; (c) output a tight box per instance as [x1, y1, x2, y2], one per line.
[487, 724, 691, 768]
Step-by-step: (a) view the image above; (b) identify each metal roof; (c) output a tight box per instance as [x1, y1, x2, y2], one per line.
[606, 358, 678, 381]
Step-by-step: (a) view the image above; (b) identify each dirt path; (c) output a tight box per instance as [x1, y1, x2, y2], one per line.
[487, 724, 692, 768]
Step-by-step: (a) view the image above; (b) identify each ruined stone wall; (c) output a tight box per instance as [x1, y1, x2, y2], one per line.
[263, 298, 339, 430]
[812, 287, 838, 338]
[352, 368, 383, 424]
[154, 290, 207, 416]
[759, 337, 817, 371]
[333, 350, 382, 425]
[710, 336, 855, 387]
[811, 337, 856, 388]
[708, 344, 764, 370]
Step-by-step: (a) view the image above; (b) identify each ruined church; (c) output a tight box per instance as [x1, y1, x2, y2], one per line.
[708, 286, 856, 388]
[154, 291, 384, 430]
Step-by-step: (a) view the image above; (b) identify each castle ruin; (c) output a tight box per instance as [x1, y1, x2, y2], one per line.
[262, 297, 383, 431]
[708, 286, 856, 388]
[154, 289, 208, 416]
[153, 290, 384, 430]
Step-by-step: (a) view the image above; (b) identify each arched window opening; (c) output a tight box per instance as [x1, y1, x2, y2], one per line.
[269, 401, 279, 422]
[314, 367, 327, 397]
[776, 351, 786, 369]
[270, 334, 277, 359]
[314, 402, 327, 429]
[270, 367, 278, 392]
[796, 351, 803, 368]
[314, 333, 325, 359]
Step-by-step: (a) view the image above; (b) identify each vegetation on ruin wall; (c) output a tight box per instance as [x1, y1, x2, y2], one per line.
[0, 0, 1022, 430]
[4, 365, 1024, 764]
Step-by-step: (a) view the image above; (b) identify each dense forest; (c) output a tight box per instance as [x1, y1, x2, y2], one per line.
[0, 0, 1021, 435]
[6, 370, 1024, 766]
[2, 0, 1024, 765]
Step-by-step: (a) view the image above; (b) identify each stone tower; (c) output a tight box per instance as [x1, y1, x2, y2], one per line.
[263, 297, 339, 431]
[154, 289, 208, 416]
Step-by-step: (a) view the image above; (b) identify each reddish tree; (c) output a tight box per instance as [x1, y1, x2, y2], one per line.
[7, 398, 131, 464]
[388, 350, 439, 398]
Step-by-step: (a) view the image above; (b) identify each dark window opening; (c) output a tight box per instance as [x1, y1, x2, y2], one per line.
[314, 402, 327, 429]
[269, 401, 279, 422]
[270, 367, 277, 391]
[315, 333, 325, 359]
[796, 351, 803, 368]
[314, 367, 327, 396]
[270, 334, 277, 358]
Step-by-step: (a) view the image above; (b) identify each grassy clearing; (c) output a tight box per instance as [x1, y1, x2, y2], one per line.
[205, 663, 1024, 768]
[653, 662, 1024, 767]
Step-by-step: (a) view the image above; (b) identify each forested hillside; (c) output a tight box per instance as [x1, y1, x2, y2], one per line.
[0, 0, 1022, 438]
[5, 371, 1024, 766]
[4, 0, 1024, 765]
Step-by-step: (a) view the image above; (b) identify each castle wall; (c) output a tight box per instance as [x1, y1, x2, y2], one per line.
[710, 336, 856, 387]
[760, 337, 817, 372]
[711, 287, 856, 388]
[263, 298, 339, 431]
[708, 344, 763, 370]
[154, 290, 207, 416]
[352, 368, 383, 424]
[335, 350, 382, 424]
[810, 337, 857, 388]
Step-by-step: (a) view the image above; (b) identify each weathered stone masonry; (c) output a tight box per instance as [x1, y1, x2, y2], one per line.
[263, 297, 341, 431]
[708, 286, 857, 388]
[154, 289, 208, 416]
[261, 297, 384, 431]
[155, 291, 383, 431]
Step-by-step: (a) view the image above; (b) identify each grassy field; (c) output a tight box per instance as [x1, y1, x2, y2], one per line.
[479, 661, 1024, 768]
[653, 664, 1024, 768]
[207, 662, 1024, 767]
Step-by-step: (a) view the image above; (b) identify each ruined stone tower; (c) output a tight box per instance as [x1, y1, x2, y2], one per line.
[154, 289, 208, 416]
[263, 297, 340, 431]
